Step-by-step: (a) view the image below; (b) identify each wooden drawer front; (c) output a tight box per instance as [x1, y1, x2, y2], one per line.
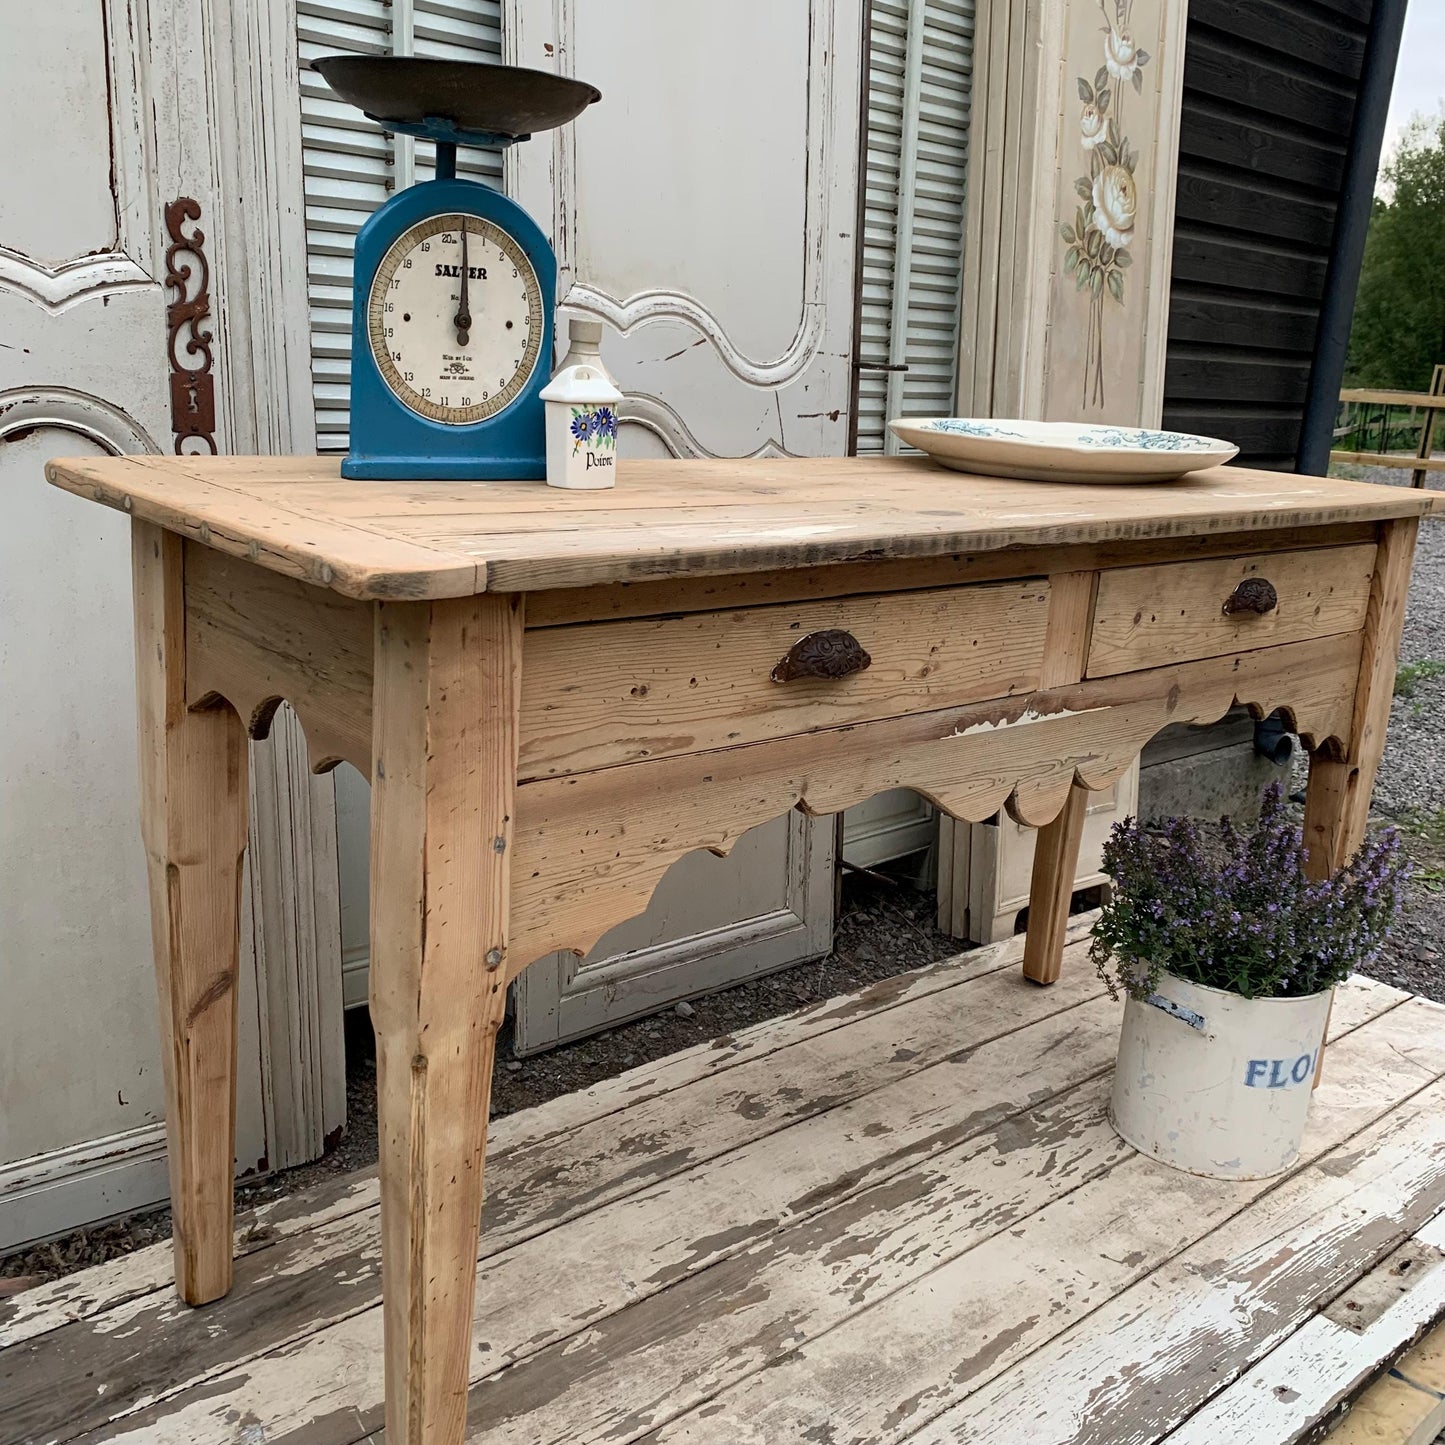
[1086, 543, 1377, 679]
[519, 580, 1051, 779]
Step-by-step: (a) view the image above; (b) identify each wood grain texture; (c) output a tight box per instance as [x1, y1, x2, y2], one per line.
[1303, 518, 1421, 878]
[507, 635, 1362, 969]
[171, 527, 1382, 784]
[518, 581, 1051, 779]
[131, 522, 250, 1306]
[45, 454, 1437, 600]
[524, 523, 1379, 628]
[184, 542, 373, 773]
[1022, 783, 1091, 985]
[369, 594, 521, 1445]
[1039, 570, 1099, 688]
[1087, 543, 1376, 678]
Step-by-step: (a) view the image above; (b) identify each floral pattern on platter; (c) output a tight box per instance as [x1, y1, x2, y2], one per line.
[1077, 427, 1204, 451]
[922, 419, 1027, 439]
[1061, 0, 1153, 410]
[569, 405, 618, 455]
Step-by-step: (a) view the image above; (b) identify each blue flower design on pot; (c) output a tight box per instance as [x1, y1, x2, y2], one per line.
[1079, 427, 1199, 451]
[569, 405, 619, 454]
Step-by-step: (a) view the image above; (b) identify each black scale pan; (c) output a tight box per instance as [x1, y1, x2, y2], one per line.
[312, 56, 600, 146]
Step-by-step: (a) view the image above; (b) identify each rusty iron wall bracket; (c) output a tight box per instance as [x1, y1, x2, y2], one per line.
[164, 197, 217, 455]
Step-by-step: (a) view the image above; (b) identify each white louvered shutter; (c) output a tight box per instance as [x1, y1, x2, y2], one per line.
[297, 0, 504, 452]
[856, 0, 975, 454]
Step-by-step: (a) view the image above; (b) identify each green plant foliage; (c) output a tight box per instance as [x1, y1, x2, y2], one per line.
[1394, 657, 1445, 699]
[1346, 113, 1445, 391]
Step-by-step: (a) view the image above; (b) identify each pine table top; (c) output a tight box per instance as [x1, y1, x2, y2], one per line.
[45, 453, 1439, 600]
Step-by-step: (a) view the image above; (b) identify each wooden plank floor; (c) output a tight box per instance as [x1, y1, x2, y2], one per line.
[5, 919, 1445, 1445]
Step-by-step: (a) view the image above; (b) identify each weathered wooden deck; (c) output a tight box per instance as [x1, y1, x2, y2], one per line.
[5, 918, 1445, 1444]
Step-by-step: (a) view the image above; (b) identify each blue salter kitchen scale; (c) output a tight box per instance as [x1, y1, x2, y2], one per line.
[312, 56, 601, 479]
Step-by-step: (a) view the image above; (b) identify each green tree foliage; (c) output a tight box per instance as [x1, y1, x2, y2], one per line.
[1345, 114, 1445, 390]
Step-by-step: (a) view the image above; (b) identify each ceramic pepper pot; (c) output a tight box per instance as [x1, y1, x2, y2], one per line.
[540, 319, 624, 489]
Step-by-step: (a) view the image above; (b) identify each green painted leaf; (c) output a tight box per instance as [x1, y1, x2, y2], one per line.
[1116, 249, 1133, 268]
[1100, 142, 1118, 167]
[1091, 267, 1104, 295]
[1095, 65, 1109, 91]
[1132, 67, 1143, 93]
[1078, 76, 1094, 103]
[1097, 89, 1111, 114]
[1086, 228, 1101, 257]
[1108, 116, 1121, 148]
[1060, 223, 1076, 243]
[1108, 269, 1125, 302]
[1100, 241, 1115, 266]
[1075, 177, 1092, 200]
[1136, 48, 1151, 65]
[1065, 249, 1079, 274]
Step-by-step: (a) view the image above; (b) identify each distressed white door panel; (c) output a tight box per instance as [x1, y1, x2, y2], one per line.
[513, 811, 834, 1054]
[0, 0, 119, 265]
[0, 0, 311, 1247]
[569, 3, 809, 356]
[508, 0, 860, 463]
[611, 323, 851, 459]
[841, 788, 937, 870]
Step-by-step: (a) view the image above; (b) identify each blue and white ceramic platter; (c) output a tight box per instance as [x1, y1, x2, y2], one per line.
[886, 418, 1239, 483]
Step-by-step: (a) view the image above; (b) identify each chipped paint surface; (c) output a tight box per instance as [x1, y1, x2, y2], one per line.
[6, 971, 1440, 1445]
[947, 702, 1109, 737]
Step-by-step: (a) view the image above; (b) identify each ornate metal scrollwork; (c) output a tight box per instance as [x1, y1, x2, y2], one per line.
[164, 197, 217, 454]
[771, 628, 872, 683]
[1222, 577, 1279, 617]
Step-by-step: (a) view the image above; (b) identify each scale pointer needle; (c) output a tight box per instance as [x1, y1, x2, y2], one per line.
[454, 223, 472, 346]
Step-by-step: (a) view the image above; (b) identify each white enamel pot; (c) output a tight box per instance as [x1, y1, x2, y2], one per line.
[1109, 970, 1333, 1180]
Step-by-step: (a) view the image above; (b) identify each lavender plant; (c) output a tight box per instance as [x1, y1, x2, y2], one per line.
[1092, 783, 1408, 1003]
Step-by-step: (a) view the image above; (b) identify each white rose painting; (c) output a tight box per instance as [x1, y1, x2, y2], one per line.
[1059, 0, 1154, 409]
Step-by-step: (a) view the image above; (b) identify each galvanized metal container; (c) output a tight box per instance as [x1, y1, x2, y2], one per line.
[1109, 971, 1334, 1180]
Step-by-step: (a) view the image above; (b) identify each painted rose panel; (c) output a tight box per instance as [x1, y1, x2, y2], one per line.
[1045, 0, 1163, 422]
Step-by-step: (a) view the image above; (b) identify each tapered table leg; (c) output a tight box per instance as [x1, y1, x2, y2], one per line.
[370, 594, 522, 1445]
[132, 522, 250, 1305]
[1303, 516, 1419, 1085]
[1022, 782, 1091, 984]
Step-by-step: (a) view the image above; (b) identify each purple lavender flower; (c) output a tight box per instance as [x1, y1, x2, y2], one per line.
[1091, 781, 1411, 1003]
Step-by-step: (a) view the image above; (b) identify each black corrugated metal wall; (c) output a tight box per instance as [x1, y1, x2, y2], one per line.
[1161, 0, 1371, 468]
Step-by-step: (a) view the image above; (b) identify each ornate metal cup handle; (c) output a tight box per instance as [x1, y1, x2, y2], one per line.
[1222, 577, 1279, 617]
[771, 629, 872, 683]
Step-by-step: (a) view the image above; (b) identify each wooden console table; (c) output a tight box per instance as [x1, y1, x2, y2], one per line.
[45, 454, 1434, 1444]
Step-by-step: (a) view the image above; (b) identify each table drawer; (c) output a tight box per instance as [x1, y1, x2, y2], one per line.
[519, 580, 1052, 778]
[1086, 543, 1377, 679]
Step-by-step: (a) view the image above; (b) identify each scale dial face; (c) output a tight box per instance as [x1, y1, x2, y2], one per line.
[366, 212, 545, 425]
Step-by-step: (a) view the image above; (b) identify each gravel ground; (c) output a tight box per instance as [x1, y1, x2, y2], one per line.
[4, 470, 1441, 1287]
[1324, 466, 1445, 1000]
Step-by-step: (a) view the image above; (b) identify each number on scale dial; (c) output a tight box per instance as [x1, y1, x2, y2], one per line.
[366, 212, 543, 425]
